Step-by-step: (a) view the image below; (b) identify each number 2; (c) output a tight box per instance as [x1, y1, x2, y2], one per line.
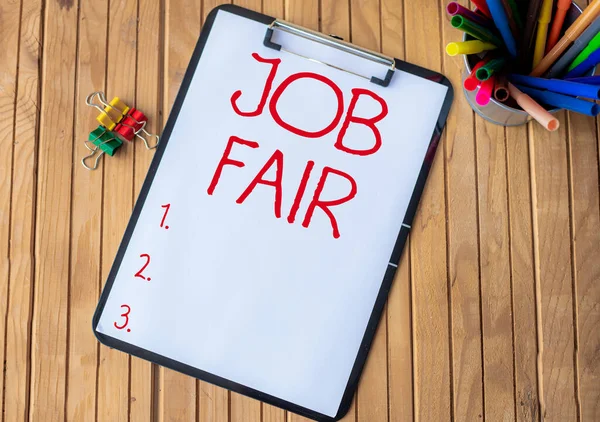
[114, 304, 131, 332]
[135, 253, 151, 281]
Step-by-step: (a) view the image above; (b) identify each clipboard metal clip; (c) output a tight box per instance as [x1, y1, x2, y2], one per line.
[264, 20, 396, 87]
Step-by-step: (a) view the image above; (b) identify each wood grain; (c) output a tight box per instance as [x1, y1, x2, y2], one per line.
[29, 0, 77, 418]
[530, 113, 578, 420]
[283, 1, 332, 421]
[404, 1, 452, 421]
[476, 121, 515, 421]
[0, 1, 598, 421]
[66, 0, 107, 420]
[131, 0, 163, 419]
[380, 2, 413, 421]
[228, 1, 265, 420]
[159, 0, 202, 420]
[254, 1, 285, 421]
[0, 12, 20, 413]
[320, 3, 357, 422]
[506, 124, 540, 422]
[3, 0, 38, 421]
[196, 5, 233, 422]
[349, 2, 388, 421]
[569, 112, 600, 421]
[97, 0, 139, 420]
[440, 1, 484, 420]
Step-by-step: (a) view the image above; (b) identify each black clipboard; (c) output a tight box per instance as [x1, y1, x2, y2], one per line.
[93, 5, 453, 421]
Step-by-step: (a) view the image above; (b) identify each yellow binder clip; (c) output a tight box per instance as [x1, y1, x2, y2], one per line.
[86, 91, 130, 130]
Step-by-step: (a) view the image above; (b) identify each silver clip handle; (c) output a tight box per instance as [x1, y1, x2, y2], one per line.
[264, 20, 395, 87]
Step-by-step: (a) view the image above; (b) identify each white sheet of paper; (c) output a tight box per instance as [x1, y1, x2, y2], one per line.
[96, 9, 448, 418]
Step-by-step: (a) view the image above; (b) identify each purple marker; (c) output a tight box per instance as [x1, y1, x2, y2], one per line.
[447, 2, 493, 27]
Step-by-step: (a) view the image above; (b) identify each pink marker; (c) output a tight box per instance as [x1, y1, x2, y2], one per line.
[476, 75, 496, 106]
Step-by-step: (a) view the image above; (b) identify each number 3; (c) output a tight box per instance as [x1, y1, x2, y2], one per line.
[114, 304, 131, 331]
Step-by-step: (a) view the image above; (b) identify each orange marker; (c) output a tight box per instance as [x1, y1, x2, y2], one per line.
[531, 0, 600, 76]
[547, 0, 572, 53]
[508, 83, 559, 131]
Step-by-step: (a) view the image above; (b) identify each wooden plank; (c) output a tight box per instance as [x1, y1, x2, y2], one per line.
[347, 1, 388, 421]
[229, 0, 265, 420]
[230, 392, 261, 422]
[159, 0, 201, 419]
[29, 3, 77, 420]
[203, 0, 227, 18]
[404, 0, 451, 420]
[2, 0, 31, 420]
[0, 12, 20, 405]
[571, 2, 599, 415]
[282, 0, 336, 421]
[387, 248, 412, 422]
[285, 0, 318, 31]
[195, 5, 231, 418]
[569, 112, 600, 421]
[164, 0, 202, 112]
[196, 4, 232, 422]
[96, 0, 138, 420]
[506, 124, 540, 422]
[66, 0, 107, 421]
[529, 113, 578, 420]
[0, 0, 20, 412]
[198, 380, 229, 422]
[130, 0, 163, 419]
[321, 3, 357, 422]
[380, 2, 413, 420]
[476, 121, 515, 421]
[261, 1, 286, 421]
[29, 0, 78, 418]
[440, 2, 483, 421]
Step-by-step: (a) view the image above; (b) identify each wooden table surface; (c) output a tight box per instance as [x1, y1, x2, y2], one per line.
[1, 0, 599, 420]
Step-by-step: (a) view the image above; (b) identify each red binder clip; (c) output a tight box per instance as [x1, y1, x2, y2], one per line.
[114, 108, 159, 149]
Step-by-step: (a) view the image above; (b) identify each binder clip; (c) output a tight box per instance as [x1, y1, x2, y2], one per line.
[86, 91, 130, 130]
[114, 108, 159, 149]
[82, 126, 124, 170]
[81, 91, 160, 170]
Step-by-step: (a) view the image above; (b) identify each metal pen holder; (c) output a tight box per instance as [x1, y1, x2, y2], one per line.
[462, 2, 585, 126]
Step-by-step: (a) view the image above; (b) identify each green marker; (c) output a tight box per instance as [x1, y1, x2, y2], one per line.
[476, 57, 507, 81]
[506, 0, 523, 29]
[451, 15, 504, 47]
[568, 32, 600, 71]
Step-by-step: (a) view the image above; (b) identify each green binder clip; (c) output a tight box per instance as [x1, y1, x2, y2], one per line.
[82, 126, 123, 170]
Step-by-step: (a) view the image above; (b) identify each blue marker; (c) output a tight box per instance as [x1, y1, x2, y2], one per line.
[509, 74, 600, 99]
[516, 84, 600, 117]
[565, 76, 600, 85]
[546, 15, 600, 78]
[486, 0, 518, 57]
[565, 49, 600, 79]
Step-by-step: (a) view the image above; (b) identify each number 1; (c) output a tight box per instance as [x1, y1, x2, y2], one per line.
[160, 203, 171, 229]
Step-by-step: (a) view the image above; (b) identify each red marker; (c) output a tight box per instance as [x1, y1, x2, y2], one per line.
[470, 0, 491, 18]
[464, 57, 491, 92]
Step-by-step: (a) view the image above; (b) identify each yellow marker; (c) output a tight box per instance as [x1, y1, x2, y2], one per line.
[532, 0, 554, 68]
[446, 40, 497, 56]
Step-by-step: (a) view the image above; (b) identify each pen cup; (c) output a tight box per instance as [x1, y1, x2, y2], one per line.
[462, 2, 586, 126]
